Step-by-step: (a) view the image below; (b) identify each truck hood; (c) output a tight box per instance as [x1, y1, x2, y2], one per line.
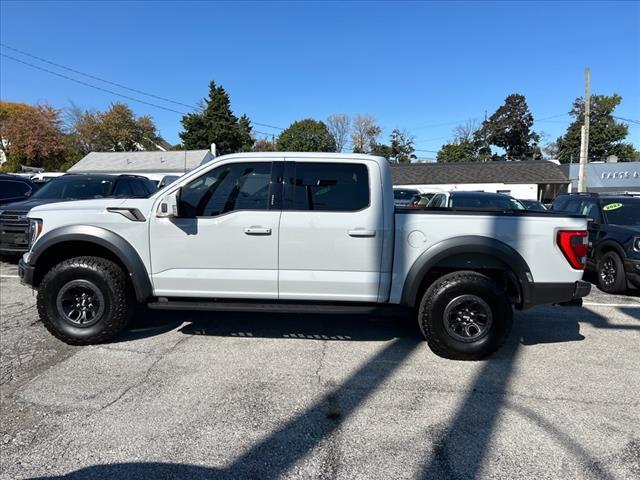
[28, 198, 129, 215]
[607, 223, 640, 235]
[1, 198, 77, 212]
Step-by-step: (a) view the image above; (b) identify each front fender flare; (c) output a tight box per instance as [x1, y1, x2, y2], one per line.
[30, 225, 152, 302]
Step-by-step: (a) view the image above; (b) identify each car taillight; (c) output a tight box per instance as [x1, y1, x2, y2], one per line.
[557, 230, 588, 270]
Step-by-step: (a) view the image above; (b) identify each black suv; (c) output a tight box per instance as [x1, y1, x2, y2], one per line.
[552, 193, 640, 293]
[0, 174, 156, 254]
[0, 174, 37, 205]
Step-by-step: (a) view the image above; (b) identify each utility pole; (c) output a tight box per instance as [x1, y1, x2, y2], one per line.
[578, 67, 590, 192]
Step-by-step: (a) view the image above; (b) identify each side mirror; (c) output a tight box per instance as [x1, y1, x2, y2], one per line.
[156, 188, 180, 218]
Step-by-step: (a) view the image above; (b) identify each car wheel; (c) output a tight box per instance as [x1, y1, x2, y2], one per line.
[37, 256, 134, 345]
[418, 271, 513, 360]
[597, 251, 626, 294]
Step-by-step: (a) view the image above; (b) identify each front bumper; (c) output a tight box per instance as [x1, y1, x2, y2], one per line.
[525, 280, 591, 308]
[18, 256, 35, 287]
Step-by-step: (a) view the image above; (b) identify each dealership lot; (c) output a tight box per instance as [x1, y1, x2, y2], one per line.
[1, 258, 639, 480]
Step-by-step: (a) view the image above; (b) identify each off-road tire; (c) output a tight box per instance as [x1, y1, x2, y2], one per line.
[597, 251, 627, 294]
[37, 256, 134, 345]
[418, 271, 513, 360]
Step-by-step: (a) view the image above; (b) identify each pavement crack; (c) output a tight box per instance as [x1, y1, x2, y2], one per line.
[315, 340, 329, 387]
[100, 335, 191, 411]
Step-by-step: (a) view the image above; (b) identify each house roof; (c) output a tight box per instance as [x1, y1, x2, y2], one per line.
[392, 160, 569, 185]
[68, 150, 213, 174]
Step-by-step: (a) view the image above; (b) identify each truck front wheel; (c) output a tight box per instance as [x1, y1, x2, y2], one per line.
[418, 271, 513, 360]
[37, 256, 134, 345]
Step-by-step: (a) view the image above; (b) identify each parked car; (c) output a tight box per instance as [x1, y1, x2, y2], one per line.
[0, 174, 156, 254]
[519, 199, 548, 211]
[409, 193, 436, 209]
[552, 193, 640, 293]
[30, 172, 67, 185]
[393, 188, 421, 207]
[0, 173, 37, 206]
[158, 175, 181, 189]
[427, 191, 526, 211]
[19, 153, 589, 360]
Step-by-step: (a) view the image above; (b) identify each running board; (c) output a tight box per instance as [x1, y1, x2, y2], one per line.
[147, 299, 408, 316]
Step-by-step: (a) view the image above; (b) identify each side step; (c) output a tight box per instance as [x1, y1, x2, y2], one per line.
[147, 299, 408, 316]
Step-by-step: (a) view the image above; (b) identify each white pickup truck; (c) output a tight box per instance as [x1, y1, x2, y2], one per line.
[18, 153, 591, 360]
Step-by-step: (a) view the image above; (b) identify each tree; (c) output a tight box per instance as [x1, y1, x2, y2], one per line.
[388, 129, 416, 164]
[477, 94, 541, 160]
[68, 102, 163, 153]
[437, 140, 482, 163]
[0, 101, 66, 171]
[351, 114, 381, 153]
[555, 94, 639, 163]
[238, 114, 255, 152]
[371, 143, 393, 159]
[436, 120, 485, 163]
[179, 81, 253, 155]
[276, 119, 336, 152]
[326, 114, 351, 152]
[253, 137, 277, 152]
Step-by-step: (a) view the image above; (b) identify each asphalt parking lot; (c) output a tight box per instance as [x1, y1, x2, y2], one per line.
[1, 257, 639, 480]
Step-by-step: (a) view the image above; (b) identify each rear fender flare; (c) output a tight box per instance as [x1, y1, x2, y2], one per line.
[400, 235, 533, 308]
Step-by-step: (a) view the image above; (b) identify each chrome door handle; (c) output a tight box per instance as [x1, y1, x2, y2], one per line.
[244, 226, 272, 235]
[348, 229, 376, 237]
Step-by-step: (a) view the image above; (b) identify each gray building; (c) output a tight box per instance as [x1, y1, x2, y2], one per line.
[561, 161, 640, 193]
[68, 149, 214, 182]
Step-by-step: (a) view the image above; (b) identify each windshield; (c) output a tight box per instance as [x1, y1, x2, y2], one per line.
[31, 177, 115, 200]
[394, 189, 419, 200]
[602, 199, 640, 226]
[521, 200, 547, 211]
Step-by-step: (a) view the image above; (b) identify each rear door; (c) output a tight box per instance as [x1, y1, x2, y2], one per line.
[278, 159, 384, 302]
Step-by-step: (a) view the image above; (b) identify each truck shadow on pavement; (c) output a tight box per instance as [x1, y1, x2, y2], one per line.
[34, 307, 630, 479]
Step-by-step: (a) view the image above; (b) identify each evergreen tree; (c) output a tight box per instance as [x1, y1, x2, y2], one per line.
[478, 94, 540, 160]
[179, 81, 252, 155]
[555, 94, 639, 163]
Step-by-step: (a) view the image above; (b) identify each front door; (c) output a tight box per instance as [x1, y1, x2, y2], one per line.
[277, 159, 385, 302]
[149, 159, 281, 299]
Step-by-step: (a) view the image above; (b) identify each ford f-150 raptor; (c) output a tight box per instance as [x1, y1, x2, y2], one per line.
[18, 153, 591, 360]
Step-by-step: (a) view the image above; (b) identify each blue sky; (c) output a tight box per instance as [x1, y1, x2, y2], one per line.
[1, 0, 639, 156]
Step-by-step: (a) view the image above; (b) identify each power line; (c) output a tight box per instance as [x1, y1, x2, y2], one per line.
[1, 52, 190, 115]
[613, 116, 640, 125]
[1, 42, 199, 110]
[0, 46, 284, 131]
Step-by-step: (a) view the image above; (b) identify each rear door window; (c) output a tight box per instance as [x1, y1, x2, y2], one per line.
[285, 162, 369, 211]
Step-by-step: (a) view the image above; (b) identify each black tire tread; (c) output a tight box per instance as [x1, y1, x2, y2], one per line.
[37, 256, 132, 345]
[596, 251, 627, 294]
[418, 270, 512, 361]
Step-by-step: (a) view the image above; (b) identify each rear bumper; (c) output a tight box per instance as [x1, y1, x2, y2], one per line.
[524, 280, 591, 309]
[18, 256, 35, 287]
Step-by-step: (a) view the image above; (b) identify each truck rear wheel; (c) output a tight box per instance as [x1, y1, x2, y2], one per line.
[418, 271, 512, 360]
[37, 256, 134, 345]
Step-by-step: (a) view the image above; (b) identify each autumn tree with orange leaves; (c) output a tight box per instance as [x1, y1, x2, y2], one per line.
[0, 101, 67, 171]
